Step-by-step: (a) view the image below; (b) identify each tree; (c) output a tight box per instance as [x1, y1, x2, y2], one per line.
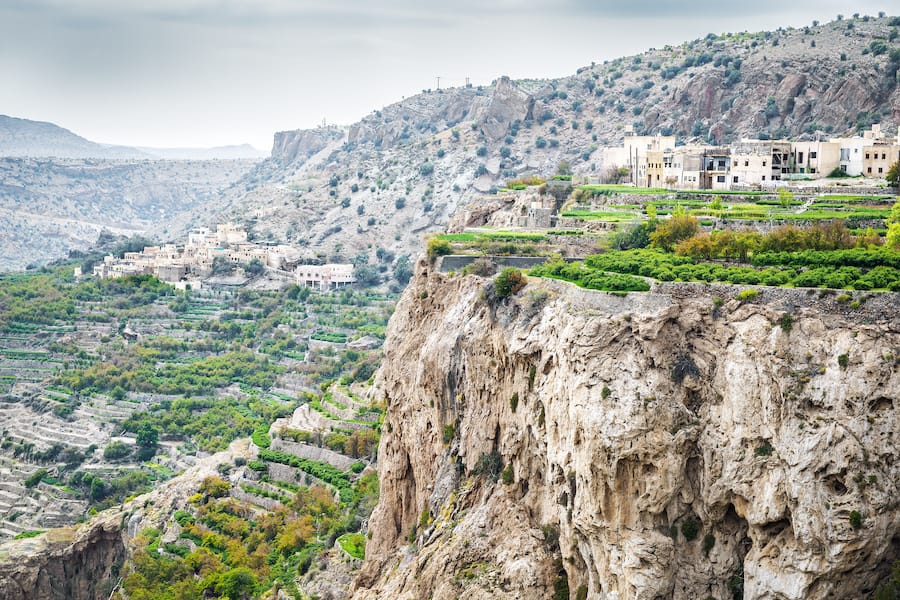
[887, 162, 899, 187]
[887, 223, 900, 249]
[556, 160, 573, 176]
[244, 258, 264, 275]
[778, 188, 794, 208]
[212, 256, 234, 275]
[650, 213, 700, 251]
[393, 255, 413, 284]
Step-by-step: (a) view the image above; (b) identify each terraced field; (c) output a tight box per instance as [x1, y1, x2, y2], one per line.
[0, 266, 394, 541]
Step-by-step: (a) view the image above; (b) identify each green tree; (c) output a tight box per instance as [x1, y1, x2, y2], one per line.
[393, 255, 413, 284]
[778, 188, 794, 208]
[212, 256, 234, 275]
[886, 162, 899, 187]
[650, 213, 700, 251]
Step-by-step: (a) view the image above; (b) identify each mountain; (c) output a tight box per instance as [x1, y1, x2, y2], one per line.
[213, 15, 900, 267]
[0, 115, 148, 159]
[0, 157, 258, 271]
[136, 144, 269, 160]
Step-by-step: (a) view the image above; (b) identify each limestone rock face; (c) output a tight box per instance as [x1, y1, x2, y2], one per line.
[271, 128, 344, 165]
[352, 263, 900, 599]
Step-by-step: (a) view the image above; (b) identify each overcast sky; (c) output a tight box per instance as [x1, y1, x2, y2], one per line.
[0, 0, 891, 150]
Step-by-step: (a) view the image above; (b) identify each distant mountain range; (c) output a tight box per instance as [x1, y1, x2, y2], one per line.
[0, 115, 267, 160]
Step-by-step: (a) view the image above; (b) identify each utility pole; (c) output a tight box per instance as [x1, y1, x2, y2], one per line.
[435, 76, 441, 90]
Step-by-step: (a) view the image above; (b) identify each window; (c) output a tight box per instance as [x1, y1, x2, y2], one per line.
[882, 153, 887, 160]
[866, 153, 870, 159]
[744, 160, 749, 167]
[762, 176, 766, 181]
[717, 175, 726, 183]
[868, 167, 873, 174]
[733, 176, 739, 183]
[811, 151, 817, 159]
[798, 152, 804, 163]
[878, 167, 883, 173]
[763, 160, 767, 166]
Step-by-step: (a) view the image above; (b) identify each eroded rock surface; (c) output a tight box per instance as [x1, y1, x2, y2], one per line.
[353, 262, 900, 599]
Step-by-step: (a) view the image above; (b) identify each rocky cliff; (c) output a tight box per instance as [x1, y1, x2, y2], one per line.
[352, 261, 900, 599]
[0, 440, 252, 599]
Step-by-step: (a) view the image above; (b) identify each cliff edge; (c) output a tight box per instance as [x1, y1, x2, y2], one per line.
[353, 261, 900, 599]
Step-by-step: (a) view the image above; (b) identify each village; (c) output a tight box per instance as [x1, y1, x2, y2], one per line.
[91, 222, 356, 289]
[600, 124, 900, 189]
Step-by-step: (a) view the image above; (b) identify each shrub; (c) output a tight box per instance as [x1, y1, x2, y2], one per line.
[500, 464, 514, 485]
[442, 423, 456, 444]
[849, 510, 863, 529]
[427, 237, 452, 260]
[395, 197, 406, 210]
[755, 442, 774, 456]
[510, 392, 519, 412]
[251, 427, 271, 449]
[736, 289, 759, 302]
[494, 268, 526, 298]
[779, 314, 793, 333]
[473, 450, 503, 482]
[703, 533, 716, 556]
[103, 441, 132, 460]
[554, 575, 570, 600]
[838, 353, 849, 369]
[681, 516, 700, 541]
[24, 469, 48, 488]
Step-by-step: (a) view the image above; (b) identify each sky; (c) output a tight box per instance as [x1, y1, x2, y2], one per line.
[0, 0, 891, 150]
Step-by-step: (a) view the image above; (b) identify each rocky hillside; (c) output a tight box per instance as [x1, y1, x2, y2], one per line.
[352, 259, 900, 599]
[0, 157, 257, 271]
[0, 115, 148, 159]
[216, 15, 900, 264]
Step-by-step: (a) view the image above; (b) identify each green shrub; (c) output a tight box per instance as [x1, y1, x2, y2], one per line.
[103, 441, 132, 460]
[681, 516, 700, 541]
[849, 510, 863, 529]
[427, 237, 452, 260]
[24, 469, 47, 488]
[736, 289, 759, 302]
[442, 424, 456, 444]
[838, 353, 849, 369]
[473, 451, 503, 482]
[501, 464, 514, 485]
[510, 392, 519, 412]
[703, 533, 716, 556]
[755, 442, 774, 457]
[554, 574, 570, 600]
[576, 585, 588, 600]
[779, 314, 793, 333]
[251, 426, 271, 449]
[494, 268, 526, 298]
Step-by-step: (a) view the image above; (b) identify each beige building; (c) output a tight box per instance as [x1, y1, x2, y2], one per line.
[790, 140, 840, 178]
[602, 128, 676, 187]
[730, 140, 791, 186]
[295, 264, 357, 289]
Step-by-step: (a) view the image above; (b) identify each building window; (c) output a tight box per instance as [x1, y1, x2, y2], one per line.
[763, 160, 767, 166]
[762, 176, 766, 181]
[879, 167, 883, 173]
[798, 152, 804, 163]
[882, 153, 887, 160]
[717, 175, 725, 183]
[733, 176, 738, 183]
[744, 160, 749, 167]
[868, 167, 873, 174]
[866, 153, 870, 159]
[810, 151, 817, 159]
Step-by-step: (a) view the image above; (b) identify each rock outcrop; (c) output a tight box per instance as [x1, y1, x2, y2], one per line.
[271, 127, 344, 166]
[353, 261, 900, 599]
[0, 440, 253, 599]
